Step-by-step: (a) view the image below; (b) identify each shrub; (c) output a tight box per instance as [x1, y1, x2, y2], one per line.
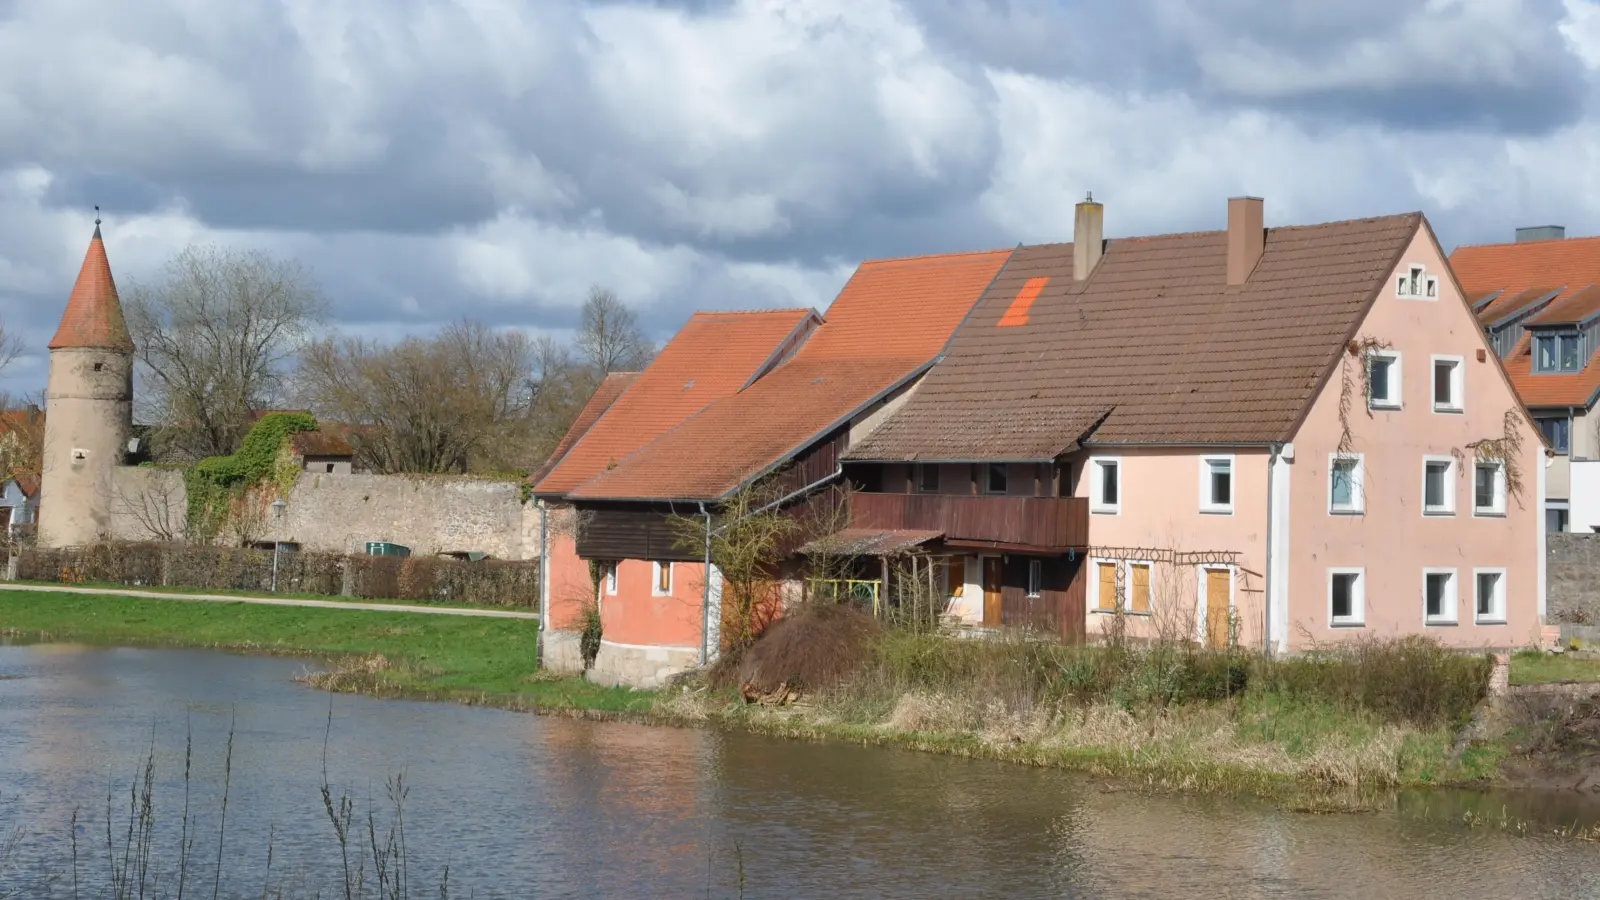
[579, 603, 603, 670]
[1254, 636, 1491, 728]
[15, 542, 539, 607]
[726, 603, 883, 693]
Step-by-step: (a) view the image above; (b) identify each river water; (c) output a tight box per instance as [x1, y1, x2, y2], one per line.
[0, 643, 1597, 898]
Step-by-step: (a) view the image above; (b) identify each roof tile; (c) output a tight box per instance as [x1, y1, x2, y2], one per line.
[531, 371, 639, 483]
[49, 226, 134, 352]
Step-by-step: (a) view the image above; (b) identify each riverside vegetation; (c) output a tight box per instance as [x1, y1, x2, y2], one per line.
[7, 589, 1598, 803]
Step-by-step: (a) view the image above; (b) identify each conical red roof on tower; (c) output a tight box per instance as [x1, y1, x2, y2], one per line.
[48, 223, 134, 352]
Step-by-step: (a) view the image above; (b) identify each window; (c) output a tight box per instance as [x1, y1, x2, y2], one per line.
[1534, 333, 1584, 373]
[947, 556, 965, 598]
[1367, 351, 1401, 409]
[1095, 561, 1117, 611]
[1396, 264, 1438, 299]
[1474, 568, 1507, 624]
[325, 463, 336, 473]
[917, 464, 940, 493]
[1422, 456, 1454, 516]
[1128, 562, 1151, 613]
[1538, 416, 1570, 454]
[1329, 454, 1363, 514]
[1328, 568, 1365, 626]
[1200, 455, 1233, 514]
[1548, 503, 1570, 534]
[1473, 460, 1506, 516]
[986, 463, 1008, 494]
[1431, 356, 1462, 412]
[653, 561, 673, 595]
[604, 561, 618, 596]
[1091, 458, 1121, 513]
[1423, 568, 1457, 624]
[1027, 559, 1042, 598]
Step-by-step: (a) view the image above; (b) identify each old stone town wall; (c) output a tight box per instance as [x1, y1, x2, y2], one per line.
[107, 466, 540, 559]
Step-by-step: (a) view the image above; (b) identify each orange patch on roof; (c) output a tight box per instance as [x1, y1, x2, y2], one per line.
[533, 309, 818, 496]
[997, 277, 1049, 327]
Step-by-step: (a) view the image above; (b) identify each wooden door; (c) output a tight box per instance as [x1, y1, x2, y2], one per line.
[1205, 568, 1231, 649]
[982, 557, 1003, 626]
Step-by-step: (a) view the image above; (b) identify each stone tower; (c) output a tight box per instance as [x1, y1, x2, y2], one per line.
[38, 221, 135, 548]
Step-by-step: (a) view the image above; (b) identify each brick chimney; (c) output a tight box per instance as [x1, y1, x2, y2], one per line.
[1073, 192, 1104, 282]
[1226, 196, 1265, 286]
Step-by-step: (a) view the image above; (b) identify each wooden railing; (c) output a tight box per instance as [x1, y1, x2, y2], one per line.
[849, 492, 1088, 550]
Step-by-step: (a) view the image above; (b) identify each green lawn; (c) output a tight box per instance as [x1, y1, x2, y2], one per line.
[1509, 650, 1600, 686]
[0, 590, 650, 713]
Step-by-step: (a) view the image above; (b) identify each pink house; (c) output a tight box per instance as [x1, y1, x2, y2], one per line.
[844, 196, 1545, 653]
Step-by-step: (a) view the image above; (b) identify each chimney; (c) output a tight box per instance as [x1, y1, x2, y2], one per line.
[1516, 225, 1565, 243]
[1073, 192, 1104, 282]
[1226, 196, 1265, 286]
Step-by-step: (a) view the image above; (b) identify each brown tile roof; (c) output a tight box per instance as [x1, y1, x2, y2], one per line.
[533, 308, 820, 496]
[531, 371, 639, 483]
[49, 225, 134, 352]
[847, 214, 1423, 459]
[292, 426, 356, 458]
[568, 249, 1013, 501]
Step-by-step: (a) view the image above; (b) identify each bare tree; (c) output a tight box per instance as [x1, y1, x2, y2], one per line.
[124, 244, 328, 460]
[0, 392, 45, 485]
[576, 286, 653, 375]
[297, 319, 538, 474]
[109, 468, 190, 543]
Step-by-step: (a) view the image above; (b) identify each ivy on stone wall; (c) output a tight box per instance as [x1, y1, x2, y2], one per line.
[184, 412, 316, 540]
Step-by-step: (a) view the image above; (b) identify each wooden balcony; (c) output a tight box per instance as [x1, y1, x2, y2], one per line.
[848, 492, 1088, 552]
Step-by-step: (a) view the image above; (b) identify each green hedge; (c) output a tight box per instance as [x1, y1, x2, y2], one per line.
[17, 542, 540, 608]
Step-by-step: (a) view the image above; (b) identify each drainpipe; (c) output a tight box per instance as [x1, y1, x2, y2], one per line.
[538, 501, 550, 658]
[1264, 443, 1278, 656]
[699, 501, 712, 666]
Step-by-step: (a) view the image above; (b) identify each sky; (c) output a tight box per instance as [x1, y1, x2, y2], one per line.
[4, 0, 1600, 393]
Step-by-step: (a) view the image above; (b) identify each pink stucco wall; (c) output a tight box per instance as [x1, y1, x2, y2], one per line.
[1285, 226, 1543, 649]
[598, 558, 706, 650]
[1075, 448, 1272, 648]
[545, 507, 595, 632]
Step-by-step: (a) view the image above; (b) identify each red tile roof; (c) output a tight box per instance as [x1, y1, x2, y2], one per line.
[533, 308, 820, 496]
[531, 371, 639, 483]
[49, 225, 134, 352]
[1450, 235, 1600, 407]
[567, 249, 1012, 501]
[849, 214, 1423, 458]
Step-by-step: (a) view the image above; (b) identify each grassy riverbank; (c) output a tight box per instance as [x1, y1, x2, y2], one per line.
[2, 590, 1589, 802]
[0, 590, 649, 713]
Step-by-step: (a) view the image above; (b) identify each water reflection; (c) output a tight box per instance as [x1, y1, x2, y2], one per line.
[0, 643, 1597, 898]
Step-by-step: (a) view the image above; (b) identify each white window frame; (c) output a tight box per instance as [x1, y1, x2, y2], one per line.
[1090, 456, 1121, 515]
[1395, 263, 1439, 300]
[1473, 567, 1507, 624]
[1367, 349, 1402, 410]
[1198, 454, 1235, 515]
[1422, 567, 1458, 626]
[1195, 564, 1236, 643]
[1089, 557, 1119, 614]
[1472, 458, 1507, 517]
[1328, 567, 1366, 627]
[1421, 454, 1455, 517]
[1328, 453, 1364, 515]
[1430, 354, 1464, 413]
[604, 561, 619, 596]
[1026, 559, 1042, 598]
[652, 560, 673, 596]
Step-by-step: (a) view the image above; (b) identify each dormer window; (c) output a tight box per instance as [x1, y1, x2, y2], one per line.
[1534, 333, 1583, 373]
[1396, 264, 1439, 300]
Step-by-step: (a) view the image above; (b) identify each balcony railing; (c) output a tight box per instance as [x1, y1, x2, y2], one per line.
[849, 492, 1088, 551]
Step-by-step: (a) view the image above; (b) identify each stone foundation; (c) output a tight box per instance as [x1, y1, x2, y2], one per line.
[541, 629, 586, 674]
[587, 640, 699, 690]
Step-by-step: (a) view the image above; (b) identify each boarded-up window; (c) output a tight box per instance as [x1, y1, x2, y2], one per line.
[948, 556, 965, 598]
[1129, 563, 1151, 613]
[1097, 561, 1117, 611]
[654, 561, 673, 594]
